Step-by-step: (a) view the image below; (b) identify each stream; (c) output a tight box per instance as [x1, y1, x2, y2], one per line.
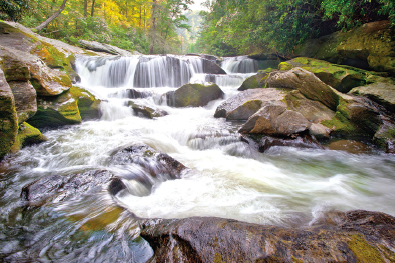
[1, 55, 395, 262]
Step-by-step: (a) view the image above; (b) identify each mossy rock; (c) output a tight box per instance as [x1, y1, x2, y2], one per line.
[10, 122, 47, 153]
[166, 83, 224, 107]
[280, 57, 377, 93]
[69, 86, 101, 120]
[8, 81, 37, 124]
[0, 69, 18, 158]
[347, 234, 385, 263]
[27, 91, 81, 129]
[238, 72, 268, 91]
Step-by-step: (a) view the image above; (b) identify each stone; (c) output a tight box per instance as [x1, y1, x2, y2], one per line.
[27, 90, 81, 129]
[21, 170, 122, 205]
[69, 86, 101, 120]
[214, 88, 285, 119]
[201, 58, 227, 74]
[78, 39, 136, 57]
[0, 68, 18, 158]
[165, 83, 224, 107]
[239, 103, 310, 137]
[350, 82, 395, 113]
[10, 122, 47, 153]
[309, 123, 332, 139]
[237, 72, 268, 91]
[128, 101, 168, 119]
[186, 53, 222, 65]
[267, 67, 340, 111]
[327, 140, 373, 154]
[8, 81, 37, 124]
[139, 210, 395, 263]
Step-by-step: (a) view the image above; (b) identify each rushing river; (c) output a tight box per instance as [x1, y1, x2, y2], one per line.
[1, 55, 395, 262]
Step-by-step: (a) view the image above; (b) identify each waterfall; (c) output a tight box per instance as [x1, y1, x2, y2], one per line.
[75, 55, 207, 88]
[221, 56, 258, 74]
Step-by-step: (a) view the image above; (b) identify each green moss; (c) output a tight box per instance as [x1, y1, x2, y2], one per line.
[10, 122, 47, 153]
[347, 234, 385, 263]
[291, 256, 304, 263]
[278, 62, 293, 71]
[214, 252, 224, 263]
[0, 94, 18, 158]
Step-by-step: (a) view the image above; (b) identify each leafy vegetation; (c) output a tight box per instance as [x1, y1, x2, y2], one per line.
[197, 0, 395, 56]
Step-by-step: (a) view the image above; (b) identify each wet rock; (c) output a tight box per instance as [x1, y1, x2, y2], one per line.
[237, 72, 268, 91]
[267, 67, 340, 111]
[350, 81, 395, 113]
[128, 102, 168, 119]
[21, 170, 121, 205]
[327, 140, 372, 154]
[0, 45, 71, 96]
[259, 134, 323, 152]
[309, 123, 332, 139]
[165, 83, 224, 107]
[201, 58, 226, 74]
[139, 210, 395, 263]
[0, 68, 18, 158]
[8, 81, 37, 124]
[186, 53, 222, 65]
[69, 86, 101, 120]
[109, 144, 187, 180]
[214, 88, 285, 120]
[27, 90, 81, 129]
[239, 103, 310, 137]
[10, 122, 47, 153]
[117, 89, 152, 99]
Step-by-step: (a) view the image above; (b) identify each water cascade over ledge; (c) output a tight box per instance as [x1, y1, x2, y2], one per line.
[1, 53, 395, 262]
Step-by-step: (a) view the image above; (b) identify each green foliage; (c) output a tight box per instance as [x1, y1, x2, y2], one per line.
[0, 0, 28, 21]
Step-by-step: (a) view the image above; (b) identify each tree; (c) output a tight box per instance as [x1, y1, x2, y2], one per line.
[34, 0, 68, 31]
[0, 0, 29, 21]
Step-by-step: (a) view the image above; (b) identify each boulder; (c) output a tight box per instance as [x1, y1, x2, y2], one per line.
[267, 67, 340, 111]
[27, 90, 81, 129]
[8, 81, 37, 124]
[372, 120, 395, 153]
[239, 103, 310, 137]
[186, 53, 222, 65]
[139, 210, 395, 263]
[69, 86, 101, 120]
[279, 57, 375, 93]
[165, 83, 224, 107]
[214, 88, 285, 120]
[78, 39, 136, 57]
[0, 46, 71, 96]
[201, 58, 227, 75]
[0, 68, 18, 158]
[350, 81, 395, 113]
[21, 170, 123, 205]
[128, 101, 168, 119]
[10, 122, 47, 153]
[237, 72, 268, 91]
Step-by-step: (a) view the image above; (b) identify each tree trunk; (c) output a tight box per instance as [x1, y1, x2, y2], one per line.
[91, 0, 96, 16]
[34, 0, 68, 32]
[149, 0, 157, 54]
[84, 0, 88, 17]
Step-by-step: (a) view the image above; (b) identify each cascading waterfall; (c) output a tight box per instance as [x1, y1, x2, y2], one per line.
[1, 53, 395, 262]
[222, 56, 258, 74]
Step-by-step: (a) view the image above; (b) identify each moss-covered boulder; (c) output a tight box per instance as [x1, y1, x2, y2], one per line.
[0, 68, 18, 158]
[278, 57, 376, 93]
[27, 90, 81, 129]
[128, 101, 168, 119]
[0, 46, 71, 96]
[237, 72, 268, 91]
[8, 81, 37, 124]
[350, 82, 395, 113]
[69, 86, 101, 120]
[267, 67, 340, 111]
[214, 88, 285, 120]
[10, 122, 47, 153]
[165, 83, 224, 107]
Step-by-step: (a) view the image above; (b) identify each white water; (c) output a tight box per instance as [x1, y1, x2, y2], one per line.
[6, 55, 395, 228]
[222, 56, 258, 74]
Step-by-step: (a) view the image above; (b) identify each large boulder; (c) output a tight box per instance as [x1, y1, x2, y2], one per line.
[27, 90, 81, 129]
[139, 210, 395, 262]
[69, 86, 101, 120]
[21, 170, 123, 206]
[165, 83, 224, 107]
[0, 68, 18, 158]
[237, 72, 268, 91]
[10, 122, 47, 153]
[214, 88, 285, 120]
[267, 67, 340, 111]
[8, 81, 37, 124]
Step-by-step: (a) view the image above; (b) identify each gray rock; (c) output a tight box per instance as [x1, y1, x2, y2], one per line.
[166, 83, 224, 107]
[128, 101, 168, 119]
[79, 40, 137, 57]
[8, 81, 37, 124]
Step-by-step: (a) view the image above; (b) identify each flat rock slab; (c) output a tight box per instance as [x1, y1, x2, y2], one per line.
[350, 82, 395, 113]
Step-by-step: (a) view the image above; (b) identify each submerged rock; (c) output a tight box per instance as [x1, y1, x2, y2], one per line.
[0, 68, 18, 158]
[128, 101, 168, 119]
[327, 139, 373, 154]
[139, 210, 395, 263]
[21, 170, 122, 205]
[165, 83, 224, 107]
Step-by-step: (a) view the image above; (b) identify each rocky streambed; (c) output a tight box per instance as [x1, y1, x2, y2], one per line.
[1, 21, 395, 262]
